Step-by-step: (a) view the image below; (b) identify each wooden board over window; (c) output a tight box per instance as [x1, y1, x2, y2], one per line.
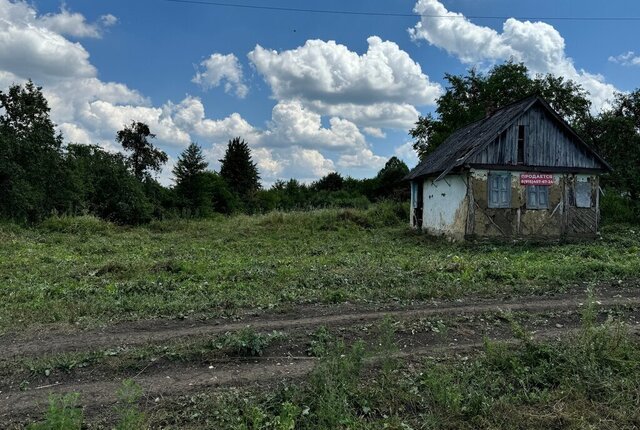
[576, 182, 592, 208]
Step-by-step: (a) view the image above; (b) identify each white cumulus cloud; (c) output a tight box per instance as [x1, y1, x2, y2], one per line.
[40, 6, 117, 39]
[394, 141, 419, 168]
[249, 36, 441, 129]
[288, 147, 336, 181]
[192, 53, 248, 98]
[409, 0, 619, 112]
[363, 127, 386, 138]
[266, 100, 367, 151]
[0, 1, 96, 81]
[337, 148, 387, 171]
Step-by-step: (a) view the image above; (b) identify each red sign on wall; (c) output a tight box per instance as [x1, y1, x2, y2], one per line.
[520, 173, 553, 186]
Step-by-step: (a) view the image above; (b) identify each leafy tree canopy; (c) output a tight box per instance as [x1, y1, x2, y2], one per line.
[373, 156, 410, 200]
[376, 156, 409, 184]
[0, 80, 61, 148]
[314, 172, 345, 192]
[584, 90, 640, 200]
[410, 62, 591, 160]
[116, 121, 168, 181]
[65, 144, 153, 224]
[0, 80, 66, 222]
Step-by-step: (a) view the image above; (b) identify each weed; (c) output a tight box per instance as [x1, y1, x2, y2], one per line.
[114, 379, 147, 430]
[214, 328, 286, 357]
[27, 393, 83, 430]
[306, 326, 335, 357]
[376, 316, 398, 376]
[39, 215, 113, 235]
[23, 351, 103, 377]
[303, 340, 366, 428]
[275, 402, 300, 430]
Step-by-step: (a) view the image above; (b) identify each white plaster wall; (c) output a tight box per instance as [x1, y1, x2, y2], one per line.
[422, 175, 468, 238]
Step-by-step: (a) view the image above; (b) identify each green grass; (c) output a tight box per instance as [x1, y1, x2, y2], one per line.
[148, 312, 640, 430]
[8, 328, 289, 380]
[1, 202, 639, 331]
[23, 301, 640, 429]
[27, 381, 147, 430]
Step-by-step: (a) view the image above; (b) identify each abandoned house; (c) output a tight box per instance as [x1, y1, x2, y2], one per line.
[405, 95, 612, 240]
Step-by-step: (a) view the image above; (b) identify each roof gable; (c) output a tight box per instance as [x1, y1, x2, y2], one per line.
[405, 96, 610, 181]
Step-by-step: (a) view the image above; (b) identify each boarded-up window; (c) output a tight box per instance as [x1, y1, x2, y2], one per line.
[527, 185, 549, 209]
[488, 173, 511, 208]
[576, 182, 592, 208]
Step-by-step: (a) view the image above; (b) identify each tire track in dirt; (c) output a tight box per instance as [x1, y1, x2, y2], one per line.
[4, 323, 637, 424]
[2, 286, 638, 360]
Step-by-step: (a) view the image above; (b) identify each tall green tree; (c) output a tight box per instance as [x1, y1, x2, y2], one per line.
[64, 144, 153, 224]
[173, 143, 210, 215]
[585, 90, 640, 201]
[116, 121, 168, 181]
[314, 172, 344, 192]
[200, 171, 239, 214]
[410, 62, 591, 159]
[219, 137, 260, 198]
[0, 80, 61, 147]
[374, 156, 409, 200]
[0, 80, 69, 222]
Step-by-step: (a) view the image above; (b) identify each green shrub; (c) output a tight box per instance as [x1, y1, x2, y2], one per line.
[38, 215, 113, 234]
[307, 326, 335, 357]
[213, 328, 286, 357]
[0, 219, 23, 235]
[601, 192, 639, 224]
[303, 340, 366, 428]
[365, 200, 409, 227]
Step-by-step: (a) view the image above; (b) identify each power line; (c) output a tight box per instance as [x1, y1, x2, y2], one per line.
[162, 0, 640, 21]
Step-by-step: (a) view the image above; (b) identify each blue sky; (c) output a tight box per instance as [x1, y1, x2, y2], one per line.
[1, 0, 638, 185]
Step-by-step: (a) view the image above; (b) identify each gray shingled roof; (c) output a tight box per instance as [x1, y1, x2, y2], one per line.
[405, 96, 537, 181]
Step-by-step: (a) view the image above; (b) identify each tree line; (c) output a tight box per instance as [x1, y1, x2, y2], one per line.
[1, 62, 638, 225]
[0, 81, 408, 224]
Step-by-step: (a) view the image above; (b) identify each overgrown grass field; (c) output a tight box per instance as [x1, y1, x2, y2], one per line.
[1, 203, 639, 332]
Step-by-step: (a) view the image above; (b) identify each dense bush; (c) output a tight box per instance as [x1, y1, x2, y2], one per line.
[38, 215, 114, 235]
[601, 192, 639, 224]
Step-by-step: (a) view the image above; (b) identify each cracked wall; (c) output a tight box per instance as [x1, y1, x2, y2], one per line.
[468, 169, 599, 239]
[422, 175, 468, 241]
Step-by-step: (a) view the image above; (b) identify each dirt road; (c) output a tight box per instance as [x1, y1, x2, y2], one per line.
[2, 284, 639, 426]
